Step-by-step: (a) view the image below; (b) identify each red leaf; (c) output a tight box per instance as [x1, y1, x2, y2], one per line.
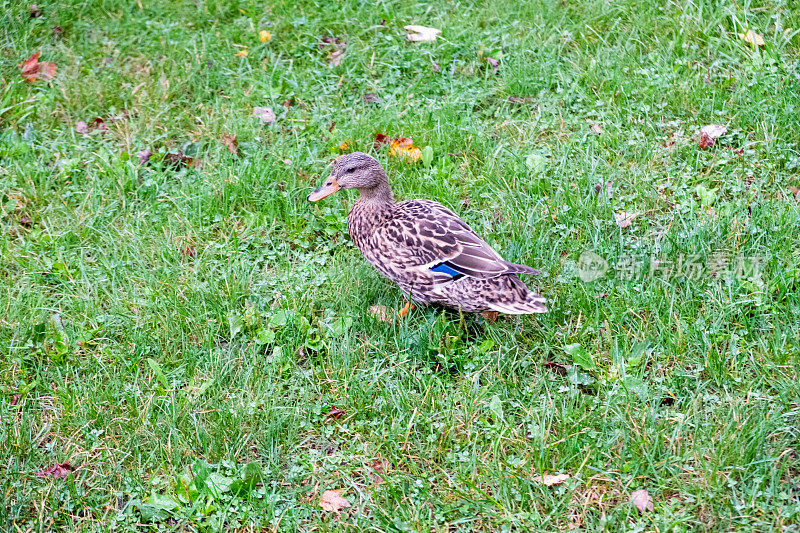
[36, 462, 74, 479]
[181, 245, 196, 257]
[20, 52, 57, 82]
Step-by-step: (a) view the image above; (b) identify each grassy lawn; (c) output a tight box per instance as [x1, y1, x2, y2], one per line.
[2, 0, 800, 530]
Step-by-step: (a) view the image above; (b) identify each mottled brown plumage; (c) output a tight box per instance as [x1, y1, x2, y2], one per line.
[307, 152, 547, 314]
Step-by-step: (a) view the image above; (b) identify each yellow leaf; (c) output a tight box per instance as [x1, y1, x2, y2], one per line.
[235, 49, 248, 57]
[389, 138, 422, 162]
[338, 141, 349, 150]
[319, 489, 351, 512]
[259, 30, 271, 42]
[738, 29, 765, 47]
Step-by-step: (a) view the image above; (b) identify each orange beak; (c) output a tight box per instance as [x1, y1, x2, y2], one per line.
[307, 177, 341, 202]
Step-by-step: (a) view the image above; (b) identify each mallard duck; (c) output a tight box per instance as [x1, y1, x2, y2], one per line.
[308, 152, 547, 315]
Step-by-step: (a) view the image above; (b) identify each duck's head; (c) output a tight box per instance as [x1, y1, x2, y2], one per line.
[308, 152, 387, 202]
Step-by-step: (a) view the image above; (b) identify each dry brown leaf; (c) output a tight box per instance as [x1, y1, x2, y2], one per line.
[319, 489, 351, 512]
[630, 489, 654, 512]
[20, 52, 57, 82]
[363, 92, 381, 104]
[253, 106, 276, 124]
[137, 149, 153, 166]
[539, 473, 569, 486]
[698, 124, 727, 149]
[181, 244, 196, 257]
[614, 211, 640, 228]
[739, 29, 765, 47]
[389, 137, 422, 162]
[36, 462, 74, 479]
[405, 24, 441, 42]
[542, 361, 568, 376]
[221, 133, 239, 156]
[324, 408, 346, 420]
[368, 305, 394, 323]
[329, 49, 345, 66]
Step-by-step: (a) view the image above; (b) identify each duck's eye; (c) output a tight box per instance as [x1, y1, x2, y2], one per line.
[345, 167, 356, 174]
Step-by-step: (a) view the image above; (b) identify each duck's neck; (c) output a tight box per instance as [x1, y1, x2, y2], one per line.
[354, 174, 394, 208]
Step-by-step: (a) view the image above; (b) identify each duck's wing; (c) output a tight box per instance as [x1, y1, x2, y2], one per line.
[383, 200, 540, 282]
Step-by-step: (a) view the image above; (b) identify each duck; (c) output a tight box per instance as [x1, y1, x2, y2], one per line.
[307, 152, 547, 316]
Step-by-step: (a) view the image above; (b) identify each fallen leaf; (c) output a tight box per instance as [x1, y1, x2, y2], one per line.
[253, 106, 276, 124]
[374, 133, 392, 148]
[29, 4, 41, 18]
[389, 137, 422, 162]
[137, 149, 153, 166]
[590, 123, 604, 135]
[614, 211, 640, 228]
[739, 29, 765, 47]
[432, 61, 440, 73]
[542, 361, 568, 376]
[363, 92, 381, 103]
[788, 186, 800, 203]
[487, 57, 500, 74]
[480, 310, 498, 322]
[630, 489, 654, 512]
[337, 141, 349, 150]
[36, 462, 74, 479]
[405, 24, 441, 42]
[329, 49, 345, 66]
[324, 408, 346, 420]
[368, 305, 394, 323]
[698, 124, 727, 149]
[75, 121, 90, 135]
[52, 26, 63, 37]
[594, 180, 613, 200]
[319, 489, 351, 512]
[259, 30, 271, 42]
[162, 152, 194, 169]
[539, 473, 569, 486]
[221, 133, 239, 156]
[508, 96, 533, 104]
[234, 49, 248, 57]
[369, 459, 389, 485]
[11, 394, 20, 405]
[181, 245, 196, 257]
[20, 52, 57, 82]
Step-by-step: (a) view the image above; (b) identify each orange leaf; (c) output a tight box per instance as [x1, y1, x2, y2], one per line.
[389, 137, 422, 162]
[234, 49, 248, 57]
[20, 52, 57, 82]
[319, 489, 351, 512]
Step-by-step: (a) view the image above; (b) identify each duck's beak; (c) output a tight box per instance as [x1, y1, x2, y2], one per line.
[307, 176, 341, 202]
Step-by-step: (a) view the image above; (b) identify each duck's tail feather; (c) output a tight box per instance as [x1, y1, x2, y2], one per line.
[503, 261, 541, 276]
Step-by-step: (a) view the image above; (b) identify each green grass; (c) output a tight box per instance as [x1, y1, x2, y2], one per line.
[2, 0, 800, 530]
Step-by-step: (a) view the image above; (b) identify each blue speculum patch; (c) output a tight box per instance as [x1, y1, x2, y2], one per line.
[430, 261, 465, 281]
